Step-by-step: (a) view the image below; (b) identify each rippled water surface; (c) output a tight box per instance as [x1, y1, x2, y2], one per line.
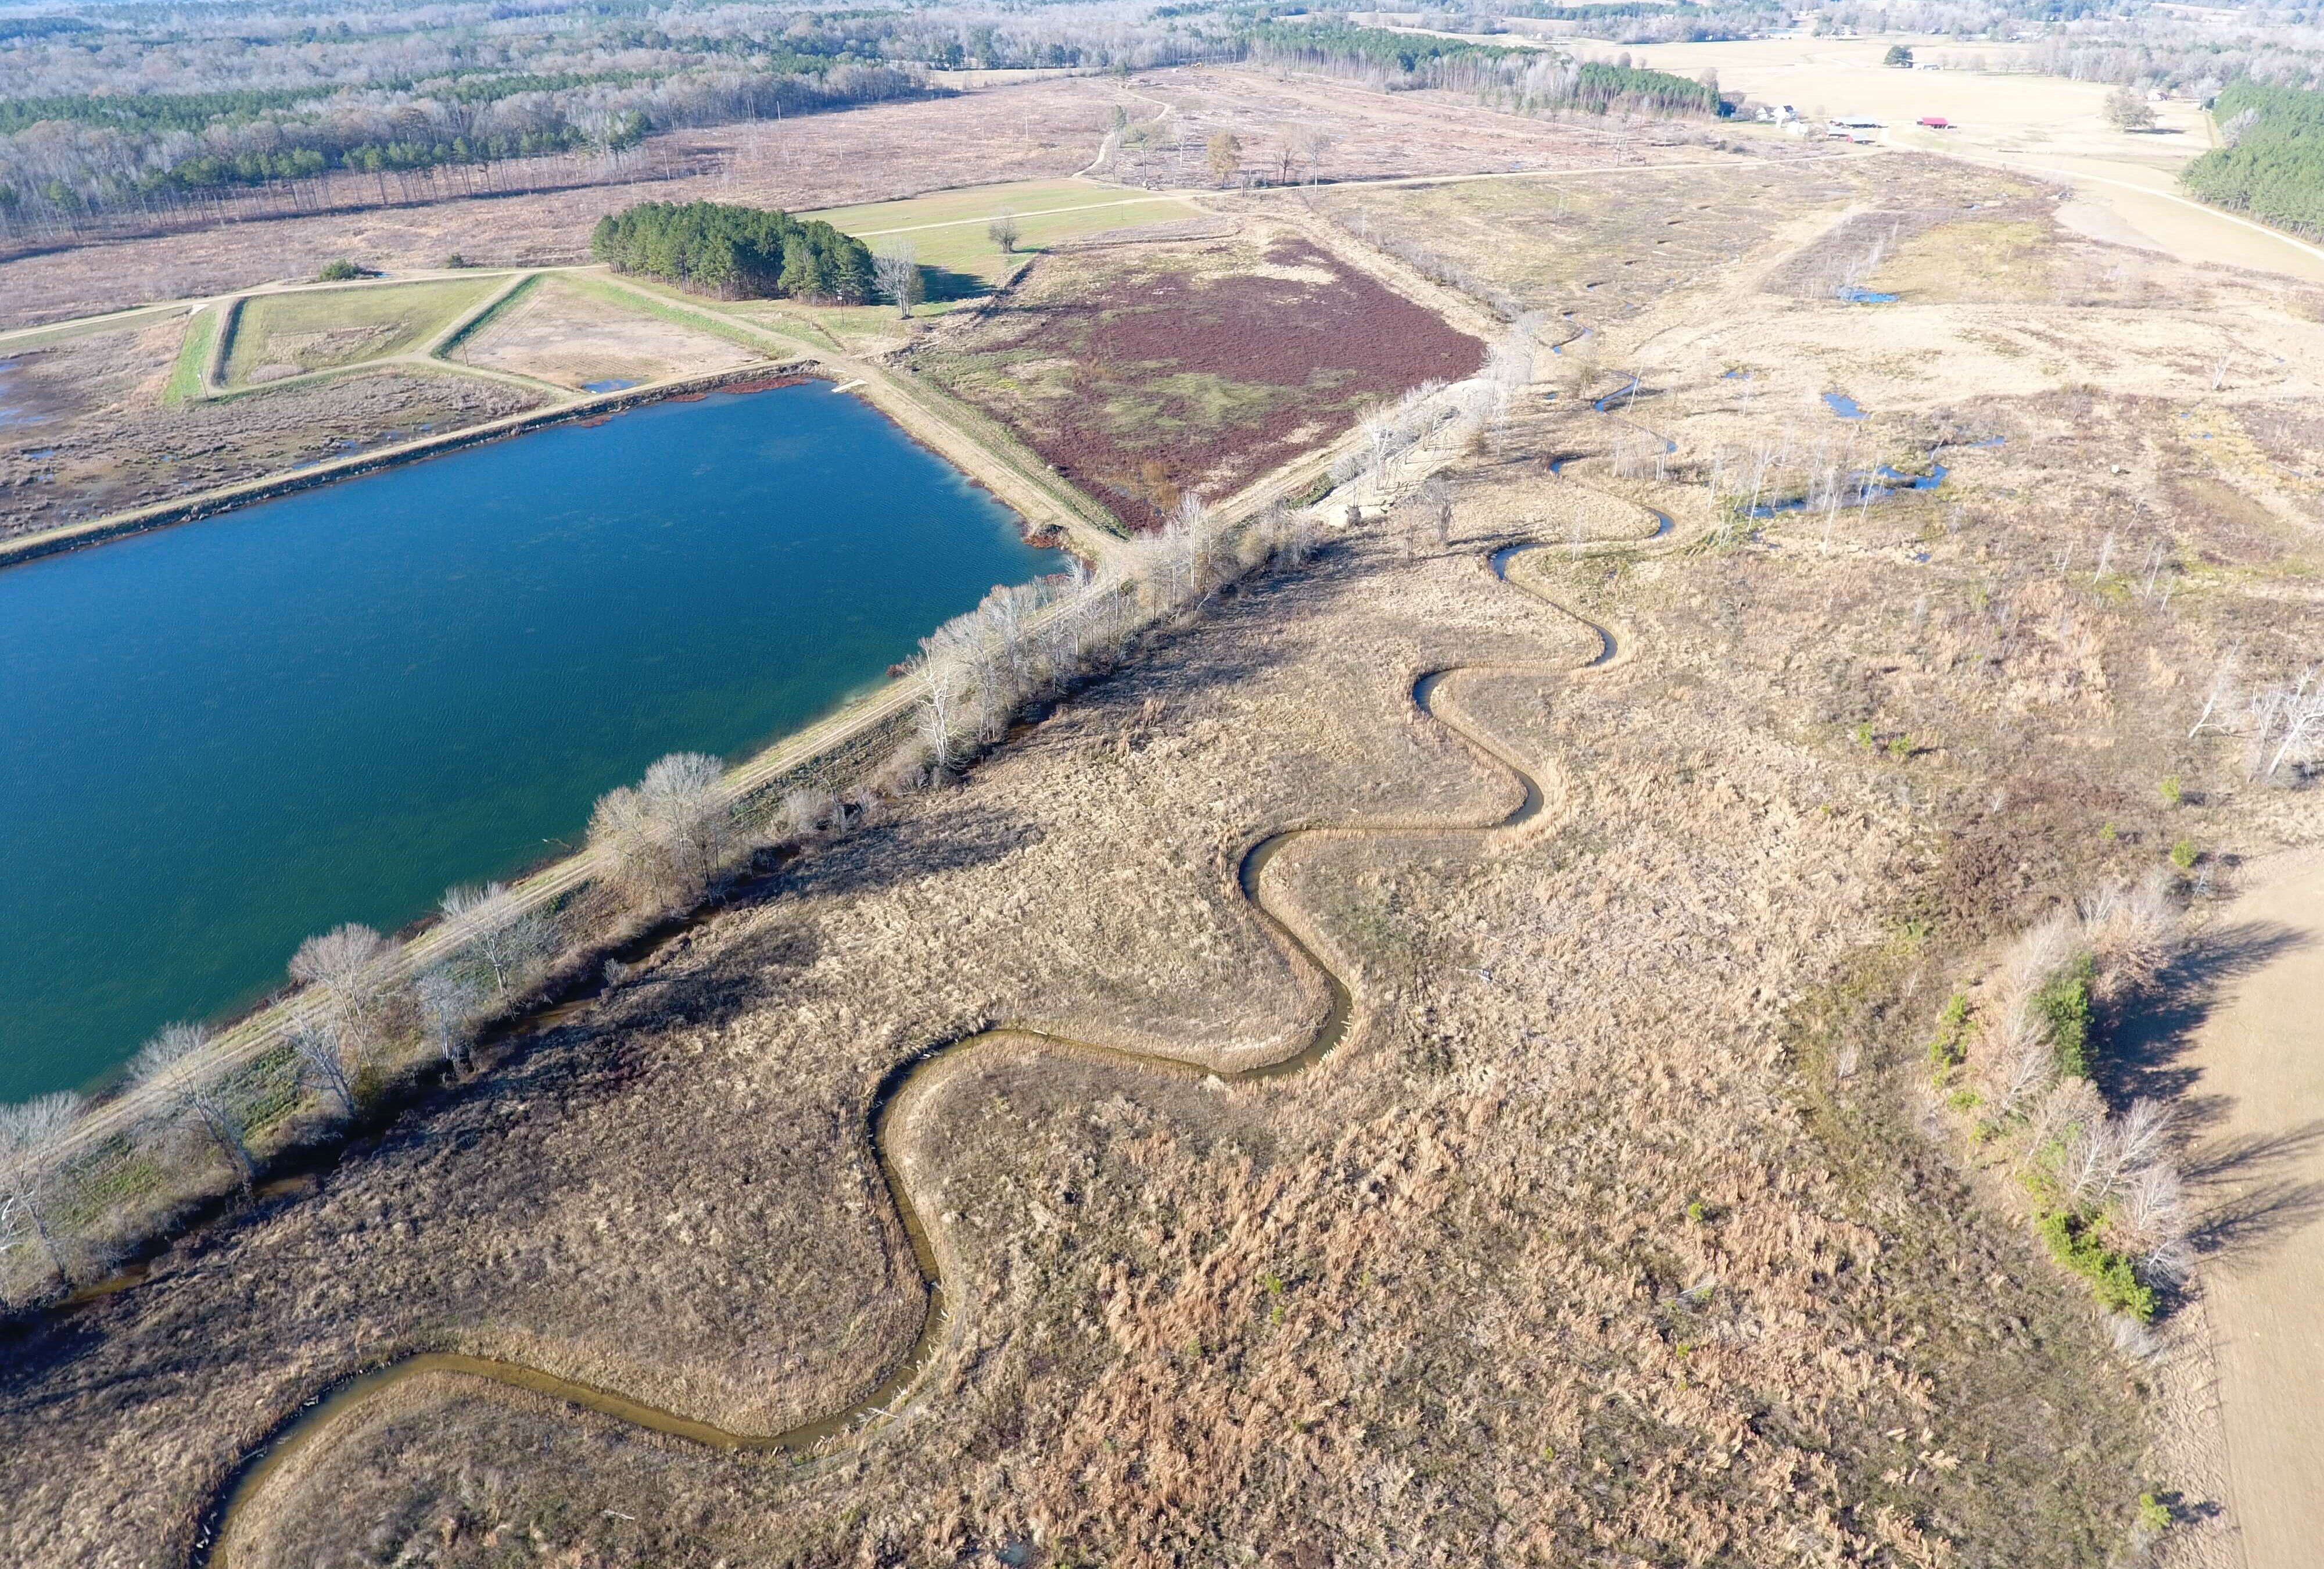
[0, 386, 1059, 1099]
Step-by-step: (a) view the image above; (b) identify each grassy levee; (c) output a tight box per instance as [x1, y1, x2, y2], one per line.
[219, 277, 501, 390]
[203, 296, 242, 395]
[846, 357, 1127, 543]
[424, 270, 541, 360]
[0, 361, 795, 571]
[0, 302, 189, 350]
[163, 309, 217, 406]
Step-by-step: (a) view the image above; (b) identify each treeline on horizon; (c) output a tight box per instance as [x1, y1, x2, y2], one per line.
[0, 0, 1245, 241]
[590, 199, 875, 302]
[2181, 79, 2324, 239]
[1243, 22, 1729, 117]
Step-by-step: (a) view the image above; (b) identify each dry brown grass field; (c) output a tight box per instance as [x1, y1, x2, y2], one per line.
[449, 276, 763, 392]
[0, 319, 544, 542]
[3, 81, 2322, 1569]
[0, 78, 1128, 331]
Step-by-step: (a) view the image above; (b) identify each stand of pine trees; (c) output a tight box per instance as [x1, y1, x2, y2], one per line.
[590, 200, 875, 303]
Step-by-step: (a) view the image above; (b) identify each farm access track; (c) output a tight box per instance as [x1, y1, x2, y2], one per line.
[189, 435, 1687, 1566]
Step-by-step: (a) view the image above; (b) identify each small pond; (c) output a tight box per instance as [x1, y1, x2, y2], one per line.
[0, 385, 1060, 1099]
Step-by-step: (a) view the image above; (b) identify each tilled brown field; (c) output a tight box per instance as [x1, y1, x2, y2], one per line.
[0, 321, 544, 542]
[912, 223, 1484, 525]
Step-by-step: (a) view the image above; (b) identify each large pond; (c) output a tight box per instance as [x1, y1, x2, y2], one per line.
[0, 385, 1060, 1101]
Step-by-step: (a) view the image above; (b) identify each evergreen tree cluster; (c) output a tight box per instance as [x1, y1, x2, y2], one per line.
[590, 200, 874, 303]
[2182, 80, 2324, 240]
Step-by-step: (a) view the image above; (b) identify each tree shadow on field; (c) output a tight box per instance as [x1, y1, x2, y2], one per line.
[784, 797, 1046, 904]
[2095, 919, 2308, 1116]
[919, 264, 989, 305]
[2097, 919, 2324, 1269]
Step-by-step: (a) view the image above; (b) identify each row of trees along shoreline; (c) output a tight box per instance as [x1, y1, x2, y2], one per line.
[0, 480, 1374, 1313]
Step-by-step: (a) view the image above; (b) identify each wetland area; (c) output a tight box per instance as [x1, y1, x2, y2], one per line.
[0, 384, 1057, 1100]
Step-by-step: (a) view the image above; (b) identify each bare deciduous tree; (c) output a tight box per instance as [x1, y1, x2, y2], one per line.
[0, 1091, 83, 1284]
[987, 210, 1020, 255]
[873, 239, 921, 318]
[132, 1023, 257, 1200]
[290, 1013, 362, 1123]
[440, 881, 555, 1000]
[588, 753, 737, 909]
[780, 787, 837, 839]
[289, 922, 394, 1031]
[417, 965, 482, 1076]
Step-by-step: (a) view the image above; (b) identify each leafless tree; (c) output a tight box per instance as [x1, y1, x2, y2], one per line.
[132, 1023, 256, 1200]
[0, 1091, 83, 1284]
[289, 922, 394, 1033]
[2082, 871, 2177, 996]
[779, 786, 836, 839]
[290, 1012, 361, 1123]
[2112, 1161, 2192, 1283]
[873, 239, 921, 318]
[587, 752, 738, 909]
[912, 645, 969, 775]
[417, 965, 482, 1076]
[1410, 475, 1453, 555]
[439, 881, 555, 1000]
[987, 210, 1020, 255]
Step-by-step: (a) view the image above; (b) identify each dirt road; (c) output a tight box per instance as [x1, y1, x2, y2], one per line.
[2180, 847, 2324, 1568]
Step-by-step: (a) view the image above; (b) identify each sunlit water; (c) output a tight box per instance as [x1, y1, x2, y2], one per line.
[0, 386, 1059, 1099]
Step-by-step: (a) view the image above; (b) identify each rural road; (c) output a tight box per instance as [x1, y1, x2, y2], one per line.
[2179, 847, 2324, 1568]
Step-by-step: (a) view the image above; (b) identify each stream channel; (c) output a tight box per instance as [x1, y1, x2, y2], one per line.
[0, 384, 1061, 1100]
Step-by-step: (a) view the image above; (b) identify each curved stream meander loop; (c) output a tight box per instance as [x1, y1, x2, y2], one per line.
[191, 366, 1684, 1569]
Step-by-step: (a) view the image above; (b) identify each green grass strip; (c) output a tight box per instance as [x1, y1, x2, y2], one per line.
[163, 309, 216, 404]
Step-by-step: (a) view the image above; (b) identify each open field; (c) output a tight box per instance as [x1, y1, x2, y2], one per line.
[911, 217, 1486, 525]
[1605, 35, 2324, 286]
[0, 316, 546, 543]
[0, 78, 1136, 331]
[805, 180, 1204, 289]
[451, 275, 762, 391]
[8, 56, 2324, 1569]
[220, 278, 498, 389]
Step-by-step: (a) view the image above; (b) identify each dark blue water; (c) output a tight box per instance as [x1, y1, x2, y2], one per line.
[0, 386, 1059, 1100]
[1824, 393, 1867, 420]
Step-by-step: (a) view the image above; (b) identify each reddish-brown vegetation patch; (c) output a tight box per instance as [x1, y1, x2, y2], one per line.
[914, 228, 1483, 525]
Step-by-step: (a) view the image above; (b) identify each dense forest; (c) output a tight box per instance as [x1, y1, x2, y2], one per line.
[590, 199, 875, 301]
[1244, 23, 1729, 117]
[2182, 79, 2324, 239]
